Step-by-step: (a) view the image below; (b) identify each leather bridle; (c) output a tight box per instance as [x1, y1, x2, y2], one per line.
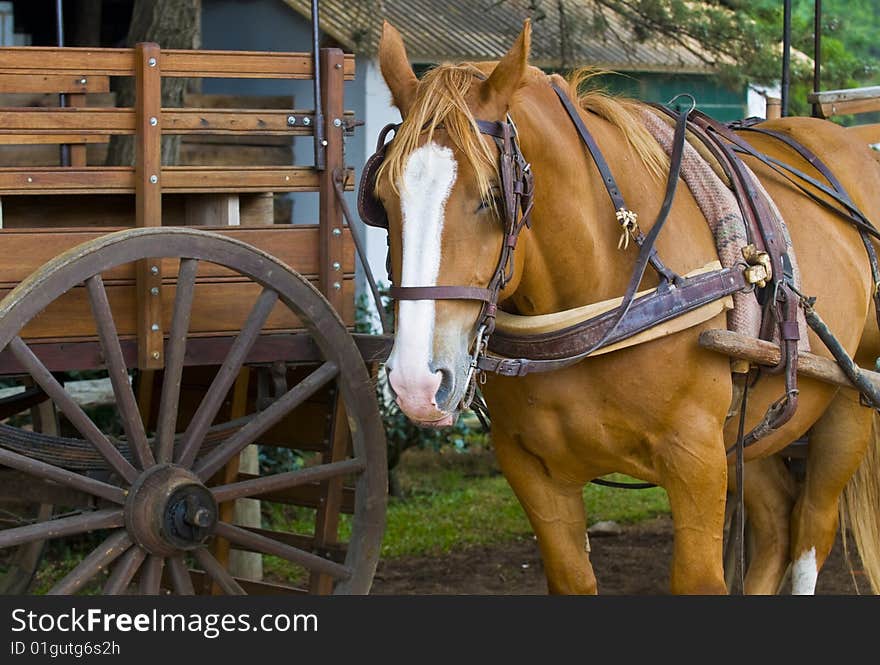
[360, 114, 535, 406]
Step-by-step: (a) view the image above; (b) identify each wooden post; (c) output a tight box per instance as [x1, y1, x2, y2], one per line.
[210, 368, 250, 594]
[135, 42, 164, 370]
[318, 48, 345, 314]
[309, 387, 350, 594]
[766, 97, 782, 120]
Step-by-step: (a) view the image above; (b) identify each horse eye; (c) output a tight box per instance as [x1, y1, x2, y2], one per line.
[475, 188, 502, 214]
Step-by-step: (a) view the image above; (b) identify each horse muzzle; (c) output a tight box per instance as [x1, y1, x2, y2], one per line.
[386, 364, 459, 428]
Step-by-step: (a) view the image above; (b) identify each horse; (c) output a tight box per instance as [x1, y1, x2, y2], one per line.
[372, 19, 880, 594]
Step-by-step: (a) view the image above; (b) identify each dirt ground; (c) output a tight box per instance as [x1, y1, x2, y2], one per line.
[370, 515, 867, 595]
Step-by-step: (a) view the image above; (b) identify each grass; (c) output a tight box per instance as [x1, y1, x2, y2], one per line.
[12, 445, 670, 591]
[262, 445, 670, 585]
[378, 447, 670, 558]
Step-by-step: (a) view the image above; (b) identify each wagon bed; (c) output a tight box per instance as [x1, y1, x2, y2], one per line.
[0, 42, 389, 596]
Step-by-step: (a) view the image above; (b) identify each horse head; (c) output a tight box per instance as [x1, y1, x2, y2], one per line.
[374, 21, 532, 427]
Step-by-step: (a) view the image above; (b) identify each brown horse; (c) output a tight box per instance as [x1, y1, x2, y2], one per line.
[374, 19, 880, 594]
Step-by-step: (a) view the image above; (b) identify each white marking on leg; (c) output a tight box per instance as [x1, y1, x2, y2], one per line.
[792, 547, 818, 595]
[388, 143, 458, 381]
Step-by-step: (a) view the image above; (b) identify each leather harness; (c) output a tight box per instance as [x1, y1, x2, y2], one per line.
[357, 80, 880, 448]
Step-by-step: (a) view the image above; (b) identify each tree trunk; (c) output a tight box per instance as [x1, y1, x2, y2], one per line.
[73, 0, 102, 47]
[105, 0, 201, 166]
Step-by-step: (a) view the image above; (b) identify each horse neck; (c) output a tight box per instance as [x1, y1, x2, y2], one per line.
[507, 86, 663, 315]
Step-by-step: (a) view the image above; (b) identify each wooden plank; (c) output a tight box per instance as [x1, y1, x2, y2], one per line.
[0, 166, 353, 194]
[0, 225, 354, 285]
[816, 98, 880, 118]
[234, 472, 355, 513]
[160, 50, 355, 80]
[808, 85, 880, 104]
[0, 134, 110, 146]
[319, 48, 346, 313]
[6, 278, 356, 340]
[0, 333, 388, 375]
[0, 47, 355, 81]
[0, 73, 109, 94]
[0, 108, 319, 136]
[0, 108, 134, 135]
[135, 43, 164, 370]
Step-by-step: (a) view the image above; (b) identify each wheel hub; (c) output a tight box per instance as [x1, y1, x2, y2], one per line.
[124, 465, 217, 555]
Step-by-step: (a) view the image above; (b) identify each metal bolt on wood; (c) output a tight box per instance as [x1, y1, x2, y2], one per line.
[151, 351, 161, 360]
[150, 117, 158, 126]
[287, 116, 296, 126]
[150, 265, 159, 275]
[150, 175, 158, 184]
[332, 228, 341, 236]
[151, 323, 160, 332]
[150, 287, 159, 296]
[303, 117, 311, 126]
[332, 262, 341, 271]
[79, 78, 87, 85]
[332, 282, 341, 290]
[333, 118, 342, 127]
[148, 57, 156, 67]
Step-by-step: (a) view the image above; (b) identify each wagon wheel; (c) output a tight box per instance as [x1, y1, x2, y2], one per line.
[0, 388, 56, 593]
[0, 227, 386, 594]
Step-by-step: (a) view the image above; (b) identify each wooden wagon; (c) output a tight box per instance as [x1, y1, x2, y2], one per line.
[0, 41, 389, 595]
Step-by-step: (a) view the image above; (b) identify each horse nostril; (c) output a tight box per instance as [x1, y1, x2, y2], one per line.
[433, 368, 455, 408]
[384, 367, 398, 399]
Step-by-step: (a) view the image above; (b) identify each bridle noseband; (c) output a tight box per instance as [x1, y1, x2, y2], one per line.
[358, 114, 535, 406]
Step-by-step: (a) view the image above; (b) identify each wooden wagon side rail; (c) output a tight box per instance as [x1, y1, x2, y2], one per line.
[0, 166, 354, 195]
[0, 47, 356, 80]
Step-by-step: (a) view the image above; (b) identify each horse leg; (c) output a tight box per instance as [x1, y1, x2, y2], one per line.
[789, 389, 873, 594]
[727, 455, 797, 594]
[493, 432, 597, 594]
[659, 435, 729, 594]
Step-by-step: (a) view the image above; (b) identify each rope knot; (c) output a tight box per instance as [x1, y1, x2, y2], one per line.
[615, 208, 639, 250]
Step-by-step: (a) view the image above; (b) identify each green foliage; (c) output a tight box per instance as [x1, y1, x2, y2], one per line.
[525, 1, 880, 116]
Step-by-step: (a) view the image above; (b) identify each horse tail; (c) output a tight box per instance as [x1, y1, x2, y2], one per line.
[840, 410, 880, 594]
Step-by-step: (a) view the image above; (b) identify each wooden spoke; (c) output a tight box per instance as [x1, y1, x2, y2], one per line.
[193, 547, 246, 595]
[214, 521, 351, 581]
[194, 361, 339, 480]
[0, 444, 125, 504]
[176, 288, 279, 468]
[166, 555, 195, 595]
[86, 274, 154, 469]
[47, 530, 131, 595]
[155, 258, 198, 464]
[211, 457, 363, 503]
[8, 337, 138, 483]
[138, 555, 165, 595]
[103, 545, 147, 595]
[0, 508, 123, 549]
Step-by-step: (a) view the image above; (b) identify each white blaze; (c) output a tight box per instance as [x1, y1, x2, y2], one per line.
[389, 143, 458, 378]
[792, 547, 818, 595]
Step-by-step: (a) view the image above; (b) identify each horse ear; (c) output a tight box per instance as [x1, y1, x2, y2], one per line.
[379, 21, 418, 117]
[482, 19, 531, 115]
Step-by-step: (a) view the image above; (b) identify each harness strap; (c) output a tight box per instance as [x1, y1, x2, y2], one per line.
[740, 125, 880, 330]
[552, 84, 681, 286]
[390, 285, 494, 303]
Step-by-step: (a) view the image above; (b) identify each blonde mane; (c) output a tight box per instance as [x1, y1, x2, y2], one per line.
[567, 68, 669, 181]
[376, 64, 498, 202]
[376, 63, 669, 202]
